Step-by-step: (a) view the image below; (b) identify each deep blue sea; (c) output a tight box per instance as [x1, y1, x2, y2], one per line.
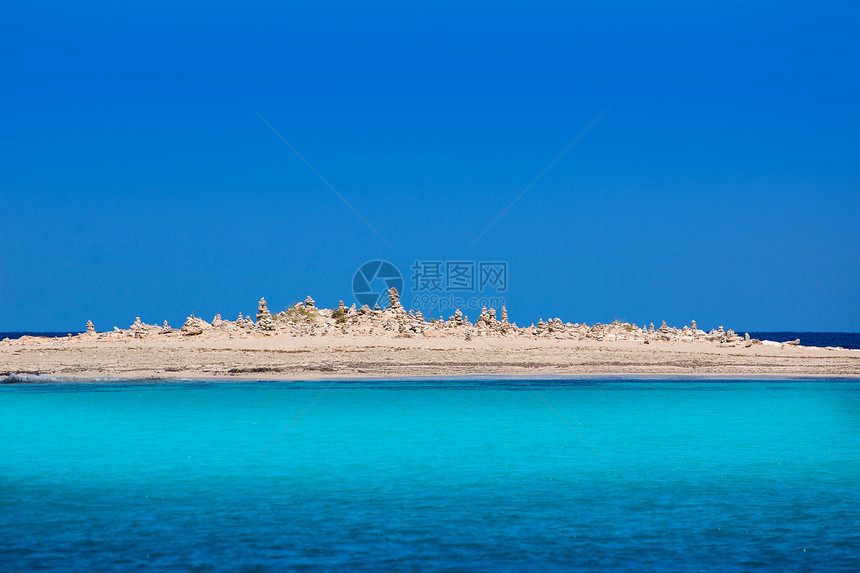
[1, 332, 84, 339]
[747, 332, 860, 350]
[1, 379, 858, 571]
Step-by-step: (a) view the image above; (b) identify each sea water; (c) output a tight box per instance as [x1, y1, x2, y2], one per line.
[1, 379, 858, 571]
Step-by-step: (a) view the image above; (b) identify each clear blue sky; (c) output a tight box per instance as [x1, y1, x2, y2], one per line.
[2, 1, 858, 332]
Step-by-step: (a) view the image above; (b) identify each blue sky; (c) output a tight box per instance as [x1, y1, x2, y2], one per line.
[2, 1, 858, 332]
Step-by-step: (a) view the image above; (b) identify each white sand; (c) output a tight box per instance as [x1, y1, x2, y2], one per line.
[2, 333, 858, 380]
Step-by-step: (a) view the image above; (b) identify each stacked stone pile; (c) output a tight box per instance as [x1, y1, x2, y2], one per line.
[128, 317, 162, 335]
[181, 314, 208, 336]
[388, 287, 405, 314]
[79, 293, 759, 348]
[256, 298, 275, 332]
[475, 307, 491, 330]
[453, 309, 464, 326]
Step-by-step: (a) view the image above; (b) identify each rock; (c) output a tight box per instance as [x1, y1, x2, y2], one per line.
[388, 287, 405, 313]
[256, 297, 275, 332]
[130, 317, 144, 331]
[337, 300, 346, 313]
[784, 338, 801, 346]
[163, 320, 170, 329]
[211, 314, 223, 327]
[85, 320, 96, 335]
[358, 304, 371, 315]
[475, 307, 490, 328]
[501, 306, 509, 324]
[453, 309, 464, 326]
[181, 315, 204, 336]
[304, 296, 316, 309]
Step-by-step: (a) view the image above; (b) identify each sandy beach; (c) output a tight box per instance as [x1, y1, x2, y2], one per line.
[4, 295, 858, 381]
[3, 333, 858, 381]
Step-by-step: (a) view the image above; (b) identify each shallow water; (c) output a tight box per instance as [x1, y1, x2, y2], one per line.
[1, 379, 858, 571]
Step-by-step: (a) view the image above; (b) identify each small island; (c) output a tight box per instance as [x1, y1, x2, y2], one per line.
[2, 288, 858, 381]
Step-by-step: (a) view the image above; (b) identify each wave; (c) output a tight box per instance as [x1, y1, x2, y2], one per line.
[0, 373, 64, 384]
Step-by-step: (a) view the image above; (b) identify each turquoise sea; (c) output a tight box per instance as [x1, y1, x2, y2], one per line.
[1, 379, 858, 571]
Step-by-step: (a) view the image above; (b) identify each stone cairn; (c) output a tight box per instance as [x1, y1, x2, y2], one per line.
[388, 287, 405, 313]
[256, 298, 275, 331]
[334, 300, 347, 323]
[181, 314, 204, 336]
[88, 293, 754, 347]
[476, 307, 491, 329]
